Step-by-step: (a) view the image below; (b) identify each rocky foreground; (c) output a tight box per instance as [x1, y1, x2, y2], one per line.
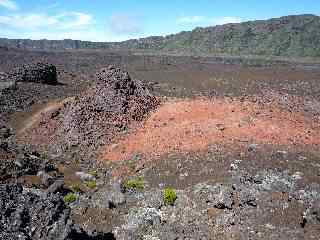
[0, 63, 319, 239]
[0, 64, 160, 239]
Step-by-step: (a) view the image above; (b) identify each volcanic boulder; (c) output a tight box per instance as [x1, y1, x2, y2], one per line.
[0, 184, 74, 240]
[60, 66, 159, 152]
[12, 63, 58, 85]
[0, 72, 16, 92]
[0, 184, 115, 240]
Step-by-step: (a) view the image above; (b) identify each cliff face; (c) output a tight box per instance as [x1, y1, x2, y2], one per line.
[0, 14, 320, 57]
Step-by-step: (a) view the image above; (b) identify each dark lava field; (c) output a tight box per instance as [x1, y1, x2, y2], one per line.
[1, 47, 320, 239]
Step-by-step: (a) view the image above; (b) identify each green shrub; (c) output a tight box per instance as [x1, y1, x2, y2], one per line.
[64, 193, 77, 204]
[85, 180, 97, 189]
[164, 187, 177, 206]
[124, 176, 145, 191]
[71, 184, 81, 193]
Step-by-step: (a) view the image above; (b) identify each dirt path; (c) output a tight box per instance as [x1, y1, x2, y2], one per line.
[12, 98, 72, 137]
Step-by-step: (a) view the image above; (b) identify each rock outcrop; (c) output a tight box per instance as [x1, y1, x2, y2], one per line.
[0, 184, 115, 240]
[60, 65, 159, 152]
[0, 72, 16, 92]
[11, 63, 58, 85]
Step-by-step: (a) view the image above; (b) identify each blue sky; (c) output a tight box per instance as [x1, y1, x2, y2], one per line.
[0, 0, 319, 42]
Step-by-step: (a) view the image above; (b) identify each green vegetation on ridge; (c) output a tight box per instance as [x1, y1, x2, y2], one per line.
[0, 14, 319, 57]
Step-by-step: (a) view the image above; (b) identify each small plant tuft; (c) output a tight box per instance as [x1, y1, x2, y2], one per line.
[85, 180, 97, 189]
[71, 183, 82, 193]
[164, 187, 177, 206]
[131, 152, 141, 162]
[124, 176, 145, 191]
[64, 193, 77, 204]
[89, 170, 98, 178]
[41, 152, 49, 160]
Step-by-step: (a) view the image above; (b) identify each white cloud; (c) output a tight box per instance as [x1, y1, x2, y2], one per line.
[56, 12, 93, 29]
[0, 12, 93, 30]
[0, 14, 58, 28]
[211, 16, 242, 25]
[0, 0, 18, 10]
[1, 26, 127, 42]
[0, 10, 98, 41]
[177, 16, 242, 26]
[13, 30, 107, 42]
[177, 16, 205, 24]
[109, 14, 142, 35]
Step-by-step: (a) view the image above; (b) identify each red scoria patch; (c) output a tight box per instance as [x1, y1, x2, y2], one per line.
[101, 97, 320, 162]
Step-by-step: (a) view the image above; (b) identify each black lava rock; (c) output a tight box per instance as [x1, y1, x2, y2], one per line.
[12, 63, 58, 85]
[0, 184, 115, 240]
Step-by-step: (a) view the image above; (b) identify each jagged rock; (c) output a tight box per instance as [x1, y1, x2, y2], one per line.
[108, 190, 126, 209]
[194, 183, 234, 209]
[90, 182, 126, 209]
[0, 140, 9, 152]
[12, 63, 58, 85]
[0, 184, 115, 240]
[143, 190, 164, 209]
[302, 199, 320, 227]
[0, 149, 54, 182]
[253, 169, 296, 192]
[273, 150, 288, 159]
[248, 143, 258, 152]
[214, 211, 236, 227]
[37, 170, 55, 187]
[58, 66, 159, 154]
[115, 207, 161, 239]
[290, 183, 320, 204]
[47, 179, 65, 194]
[0, 122, 57, 183]
[0, 125, 12, 139]
[310, 200, 320, 222]
[0, 184, 73, 240]
[0, 72, 16, 92]
[213, 186, 234, 209]
[75, 172, 96, 182]
[108, 181, 126, 208]
[239, 187, 257, 207]
[125, 207, 161, 231]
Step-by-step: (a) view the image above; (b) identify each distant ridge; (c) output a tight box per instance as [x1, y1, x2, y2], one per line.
[0, 14, 319, 57]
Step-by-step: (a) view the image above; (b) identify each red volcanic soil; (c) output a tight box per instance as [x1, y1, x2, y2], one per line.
[101, 97, 320, 162]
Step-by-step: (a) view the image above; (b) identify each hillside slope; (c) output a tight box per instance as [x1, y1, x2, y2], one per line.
[0, 14, 319, 57]
[157, 14, 320, 57]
